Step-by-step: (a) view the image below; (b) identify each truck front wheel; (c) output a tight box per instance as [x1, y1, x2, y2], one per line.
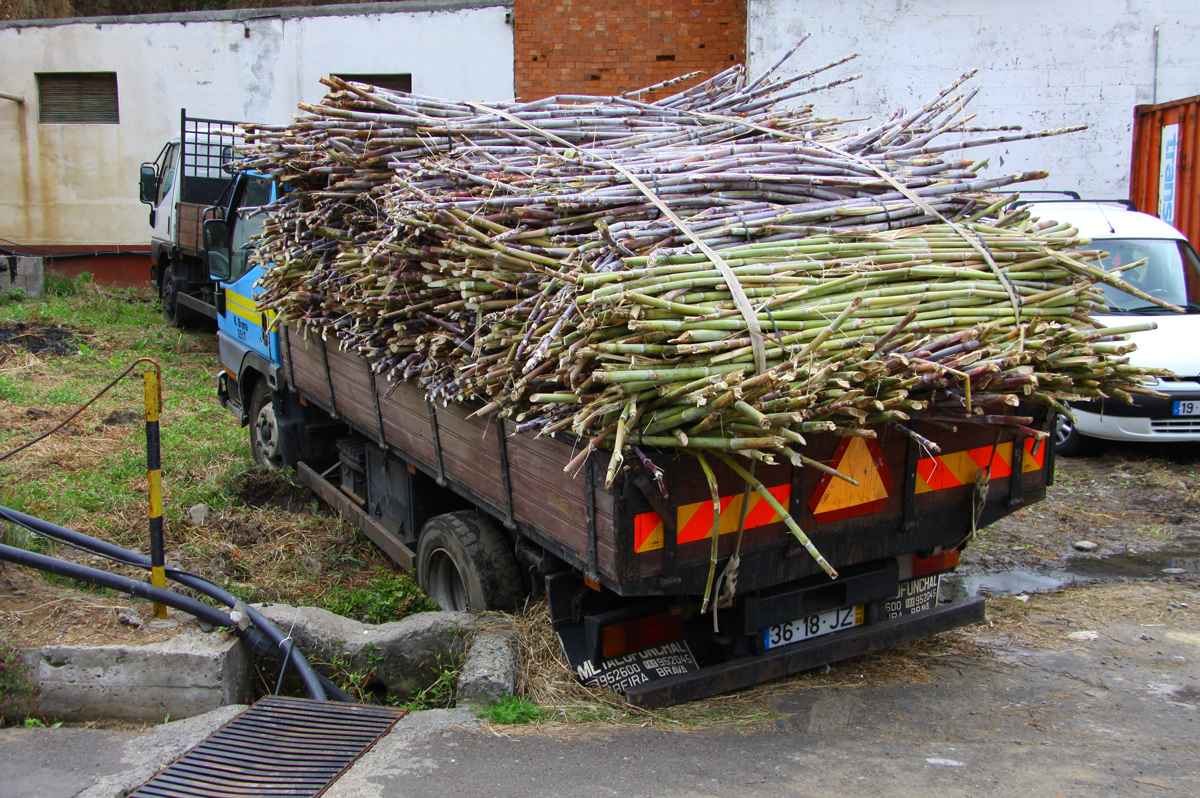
[417, 511, 524, 613]
[249, 380, 283, 469]
[160, 260, 204, 328]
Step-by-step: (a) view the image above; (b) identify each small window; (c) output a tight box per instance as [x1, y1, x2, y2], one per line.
[37, 72, 119, 124]
[333, 73, 413, 94]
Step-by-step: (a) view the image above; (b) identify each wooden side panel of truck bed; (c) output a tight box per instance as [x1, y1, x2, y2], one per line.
[280, 325, 619, 578]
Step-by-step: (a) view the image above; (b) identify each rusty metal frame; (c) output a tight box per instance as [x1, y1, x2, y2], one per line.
[368, 369, 386, 448]
[426, 402, 446, 486]
[496, 418, 516, 529]
[586, 456, 598, 581]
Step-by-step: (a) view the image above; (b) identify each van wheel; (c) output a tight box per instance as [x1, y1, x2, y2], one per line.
[1054, 411, 1097, 457]
[249, 380, 283, 470]
[417, 511, 523, 612]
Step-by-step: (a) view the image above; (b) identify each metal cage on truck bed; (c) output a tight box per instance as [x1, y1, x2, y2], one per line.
[274, 322, 1054, 705]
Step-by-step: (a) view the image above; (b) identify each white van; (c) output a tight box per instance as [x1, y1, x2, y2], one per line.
[1025, 201, 1200, 455]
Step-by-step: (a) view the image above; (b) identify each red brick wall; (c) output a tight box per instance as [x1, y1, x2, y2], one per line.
[513, 0, 746, 101]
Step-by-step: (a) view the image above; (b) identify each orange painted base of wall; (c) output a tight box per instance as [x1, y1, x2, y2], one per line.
[18, 246, 155, 289]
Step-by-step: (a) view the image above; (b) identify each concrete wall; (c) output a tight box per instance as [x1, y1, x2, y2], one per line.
[748, 0, 1200, 199]
[0, 1, 515, 252]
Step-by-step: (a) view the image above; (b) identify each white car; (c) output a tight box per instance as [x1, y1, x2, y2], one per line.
[1025, 201, 1200, 455]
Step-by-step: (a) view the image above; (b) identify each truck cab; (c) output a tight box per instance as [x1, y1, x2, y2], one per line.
[139, 111, 240, 326]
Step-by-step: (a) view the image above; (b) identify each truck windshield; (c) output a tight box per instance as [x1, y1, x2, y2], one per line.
[1096, 238, 1200, 313]
[229, 177, 273, 282]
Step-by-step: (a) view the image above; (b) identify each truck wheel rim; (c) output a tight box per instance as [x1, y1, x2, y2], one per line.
[255, 402, 283, 468]
[427, 548, 469, 611]
[1054, 413, 1074, 446]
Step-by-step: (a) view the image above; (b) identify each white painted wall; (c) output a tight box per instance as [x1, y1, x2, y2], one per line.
[0, 1, 514, 247]
[748, 0, 1199, 199]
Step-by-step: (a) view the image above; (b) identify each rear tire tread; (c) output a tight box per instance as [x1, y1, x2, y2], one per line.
[417, 510, 523, 612]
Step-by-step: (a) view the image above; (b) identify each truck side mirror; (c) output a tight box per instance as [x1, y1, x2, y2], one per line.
[139, 164, 158, 205]
[204, 219, 232, 280]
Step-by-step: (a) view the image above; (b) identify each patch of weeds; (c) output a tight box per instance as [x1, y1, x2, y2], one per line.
[0, 374, 21, 402]
[23, 717, 62, 728]
[1, 521, 48, 554]
[481, 695, 543, 725]
[315, 644, 389, 705]
[43, 272, 93, 298]
[320, 570, 436, 624]
[0, 287, 27, 305]
[0, 635, 34, 709]
[396, 653, 462, 711]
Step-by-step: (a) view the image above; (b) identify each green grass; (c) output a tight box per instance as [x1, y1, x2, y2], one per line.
[318, 571, 437, 624]
[0, 281, 439, 707]
[0, 279, 250, 545]
[481, 695, 544, 725]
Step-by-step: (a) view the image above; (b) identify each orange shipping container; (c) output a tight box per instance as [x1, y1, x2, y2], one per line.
[1130, 94, 1200, 252]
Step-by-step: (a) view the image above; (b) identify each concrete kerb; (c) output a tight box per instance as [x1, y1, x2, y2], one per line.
[455, 621, 519, 709]
[4, 631, 250, 724]
[252, 604, 519, 706]
[2, 607, 516, 724]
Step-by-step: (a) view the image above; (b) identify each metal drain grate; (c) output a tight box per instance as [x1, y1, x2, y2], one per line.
[130, 696, 407, 798]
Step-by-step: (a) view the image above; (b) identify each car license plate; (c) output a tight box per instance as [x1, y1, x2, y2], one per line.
[1173, 400, 1200, 416]
[764, 605, 863, 650]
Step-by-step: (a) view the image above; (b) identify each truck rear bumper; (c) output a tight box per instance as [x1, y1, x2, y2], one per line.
[623, 596, 986, 708]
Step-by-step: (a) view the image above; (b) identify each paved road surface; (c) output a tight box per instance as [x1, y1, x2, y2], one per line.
[4, 595, 1196, 798]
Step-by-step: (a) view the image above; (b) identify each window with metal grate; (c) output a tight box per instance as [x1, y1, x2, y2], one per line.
[333, 73, 413, 93]
[37, 72, 119, 124]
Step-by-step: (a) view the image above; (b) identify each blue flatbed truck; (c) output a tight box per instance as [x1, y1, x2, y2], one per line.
[201, 173, 1055, 707]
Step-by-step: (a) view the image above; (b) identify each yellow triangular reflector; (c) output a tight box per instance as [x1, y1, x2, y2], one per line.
[811, 437, 890, 516]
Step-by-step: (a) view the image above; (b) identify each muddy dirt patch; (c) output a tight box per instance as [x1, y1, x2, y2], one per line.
[963, 443, 1200, 577]
[0, 323, 82, 357]
[0, 567, 182, 650]
[234, 470, 315, 514]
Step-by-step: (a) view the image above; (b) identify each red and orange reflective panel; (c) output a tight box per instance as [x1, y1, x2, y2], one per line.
[633, 483, 790, 554]
[631, 437, 1045, 554]
[916, 438, 1044, 493]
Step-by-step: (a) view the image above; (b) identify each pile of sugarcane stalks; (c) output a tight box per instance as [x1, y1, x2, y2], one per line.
[242, 43, 1172, 582]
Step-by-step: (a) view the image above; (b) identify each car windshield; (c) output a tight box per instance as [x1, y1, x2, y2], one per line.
[1094, 238, 1200, 313]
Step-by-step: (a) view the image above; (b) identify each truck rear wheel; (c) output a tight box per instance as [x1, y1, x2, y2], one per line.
[249, 380, 283, 470]
[417, 511, 523, 613]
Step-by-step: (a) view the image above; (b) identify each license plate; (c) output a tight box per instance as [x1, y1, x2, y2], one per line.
[764, 605, 863, 650]
[1173, 400, 1200, 416]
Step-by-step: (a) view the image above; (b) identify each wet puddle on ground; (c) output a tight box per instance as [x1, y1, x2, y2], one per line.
[944, 536, 1200, 600]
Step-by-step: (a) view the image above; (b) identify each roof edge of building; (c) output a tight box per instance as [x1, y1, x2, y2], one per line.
[0, 0, 513, 31]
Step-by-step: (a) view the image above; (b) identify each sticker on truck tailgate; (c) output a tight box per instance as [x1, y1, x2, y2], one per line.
[883, 574, 942, 619]
[573, 639, 698, 693]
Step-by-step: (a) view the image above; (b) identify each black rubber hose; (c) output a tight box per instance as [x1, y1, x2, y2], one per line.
[0, 505, 331, 702]
[0, 246, 147, 260]
[0, 543, 234, 628]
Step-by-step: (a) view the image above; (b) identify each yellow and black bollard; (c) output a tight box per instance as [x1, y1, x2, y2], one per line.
[144, 367, 167, 619]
